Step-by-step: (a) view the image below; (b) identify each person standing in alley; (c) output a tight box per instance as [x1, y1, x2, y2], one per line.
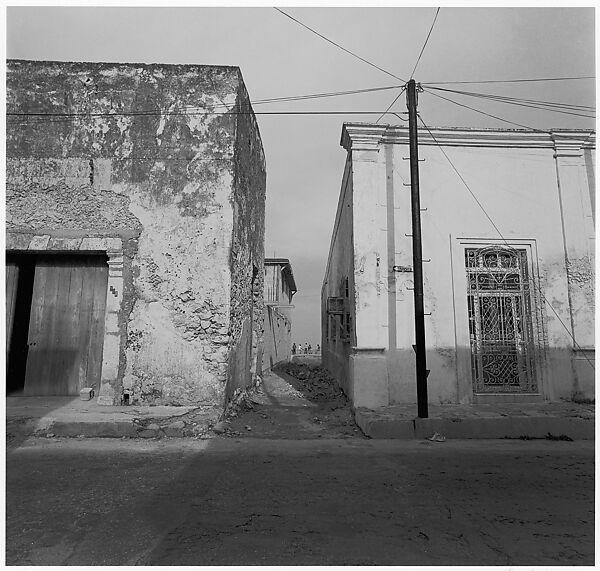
[292, 343, 296, 355]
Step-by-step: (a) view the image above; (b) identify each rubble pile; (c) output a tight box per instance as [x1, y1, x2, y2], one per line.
[277, 362, 347, 406]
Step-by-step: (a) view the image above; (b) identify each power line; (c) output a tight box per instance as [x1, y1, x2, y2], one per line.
[376, 7, 442, 126]
[425, 86, 595, 111]
[6, 84, 407, 119]
[423, 76, 595, 85]
[252, 83, 405, 105]
[410, 7, 441, 80]
[417, 113, 595, 372]
[274, 8, 406, 83]
[423, 88, 549, 132]
[424, 86, 595, 119]
[7, 154, 233, 161]
[376, 87, 407, 124]
[7, 110, 412, 125]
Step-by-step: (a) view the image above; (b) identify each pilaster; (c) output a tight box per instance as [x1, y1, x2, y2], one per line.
[552, 134, 595, 396]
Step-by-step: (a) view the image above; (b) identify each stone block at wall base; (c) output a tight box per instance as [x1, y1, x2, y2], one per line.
[349, 350, 389, 408]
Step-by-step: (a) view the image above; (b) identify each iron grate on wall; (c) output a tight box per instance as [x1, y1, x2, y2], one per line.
[466, 247, 537, 394]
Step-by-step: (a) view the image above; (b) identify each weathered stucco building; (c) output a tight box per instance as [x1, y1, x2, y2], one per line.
[261, 258, 297, 371]
[322, 123, 595, 408]
[6, 59, 266, 407]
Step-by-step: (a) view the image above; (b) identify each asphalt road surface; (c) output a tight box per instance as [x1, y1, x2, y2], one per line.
[6, 436, 594, 565]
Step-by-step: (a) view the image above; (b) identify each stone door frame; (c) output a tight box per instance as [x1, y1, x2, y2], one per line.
[6, 232, 124, 404]
[450, 235, 546, 404]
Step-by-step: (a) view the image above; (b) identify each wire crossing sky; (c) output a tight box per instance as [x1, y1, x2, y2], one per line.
[409, 7, 441, 80]
[7, 6, 595, 344]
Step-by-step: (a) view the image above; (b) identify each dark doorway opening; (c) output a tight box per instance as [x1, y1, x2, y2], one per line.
[6, 254, 36, 394]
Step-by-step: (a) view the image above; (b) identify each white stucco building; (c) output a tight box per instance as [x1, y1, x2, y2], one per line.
[322, 124, 595, 409]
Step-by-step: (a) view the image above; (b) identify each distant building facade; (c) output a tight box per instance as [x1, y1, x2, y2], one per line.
[322, 123, 595, 408]
[260, 258, 297, 371]
[6, 59, 266, 407]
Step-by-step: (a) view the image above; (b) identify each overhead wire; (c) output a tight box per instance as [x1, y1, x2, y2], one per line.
[410, 7, 441, 80]
[422, 88, 550, 132]
[423, 76, 595, 85]
[375, 87, 407, 124]
[417, 113, 595, 372]
[274, 7, 406, 83]
[376, 7, 441, 125]
[424, 85, 595, 119]
[6, 109, 412, 128]
[424, 86, 594, 111]
[7, 83, 411, 123]
[252, 83, 404, 105]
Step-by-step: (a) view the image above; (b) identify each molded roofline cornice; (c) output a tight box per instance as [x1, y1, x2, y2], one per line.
[340, 123, 596, 152]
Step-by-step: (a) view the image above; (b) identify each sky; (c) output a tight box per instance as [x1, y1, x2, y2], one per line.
[6, 5, 595, 345]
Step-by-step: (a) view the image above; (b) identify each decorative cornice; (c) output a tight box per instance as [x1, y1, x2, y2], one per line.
[552, 131, 595, 157]
[340, 125, 387, 152]
[340, 123, 595, 151]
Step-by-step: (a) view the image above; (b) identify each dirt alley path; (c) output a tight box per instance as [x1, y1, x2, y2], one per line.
[220, 362, 365, 439]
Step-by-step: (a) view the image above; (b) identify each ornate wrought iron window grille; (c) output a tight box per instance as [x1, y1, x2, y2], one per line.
[466, 247, 537, 393]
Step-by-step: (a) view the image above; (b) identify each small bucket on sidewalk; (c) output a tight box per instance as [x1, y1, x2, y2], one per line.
[79, 387, 95, 401]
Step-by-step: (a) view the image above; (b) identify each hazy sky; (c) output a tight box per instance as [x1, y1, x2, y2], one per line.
[7, 6, 595, 344]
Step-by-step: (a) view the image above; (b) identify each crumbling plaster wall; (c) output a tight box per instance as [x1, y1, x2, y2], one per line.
[226, 78, 267, 400]
[7, 60, 264, 406]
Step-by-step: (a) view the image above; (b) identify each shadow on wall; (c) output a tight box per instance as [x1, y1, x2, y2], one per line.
[324, 344, 595, 406]
[260, 305, 292, 375]
[225, 318, 253, 403]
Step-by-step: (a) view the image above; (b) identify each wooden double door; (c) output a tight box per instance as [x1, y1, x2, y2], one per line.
[6, 253, 109, 396]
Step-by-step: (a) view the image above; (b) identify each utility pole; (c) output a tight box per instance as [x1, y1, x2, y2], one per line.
[406, 79, 429, 419]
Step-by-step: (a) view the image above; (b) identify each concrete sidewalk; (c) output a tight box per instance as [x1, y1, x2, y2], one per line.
[6, 396, 221, 440]
[355, 401, 595, 440]
[6, 394, 595, 441]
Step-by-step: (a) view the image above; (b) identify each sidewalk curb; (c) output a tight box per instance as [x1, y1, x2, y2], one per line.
[46, 420, 139, 438]
[17, 417, 213, 439]
[354, 409, 595, 440]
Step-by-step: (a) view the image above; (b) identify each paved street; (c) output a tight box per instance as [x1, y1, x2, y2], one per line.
[6, 366, 595, 565]
[6, 436, 594, 565]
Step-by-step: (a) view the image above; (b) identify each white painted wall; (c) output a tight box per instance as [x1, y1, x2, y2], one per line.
[326, 125, 595, 408]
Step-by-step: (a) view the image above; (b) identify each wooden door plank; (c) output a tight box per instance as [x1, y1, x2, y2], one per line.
[85, 260, 109, 392]
[24, 262, 55, 394]
[63, 263, 85, 395]
[6, 262, 19, 358]
[45, 258, 71, 395]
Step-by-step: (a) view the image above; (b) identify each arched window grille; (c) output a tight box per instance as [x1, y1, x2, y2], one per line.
[465, 246, 537, 393]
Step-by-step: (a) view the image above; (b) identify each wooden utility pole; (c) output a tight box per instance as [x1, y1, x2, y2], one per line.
[406, 79, 429, 418]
